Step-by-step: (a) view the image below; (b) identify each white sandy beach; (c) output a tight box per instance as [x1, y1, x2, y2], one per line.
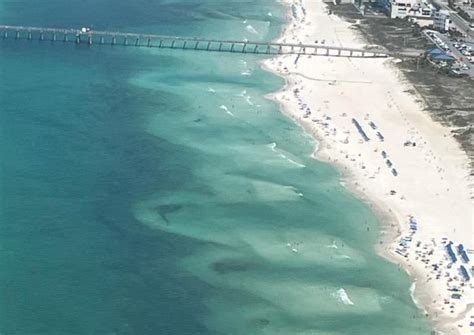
[265, 0, 474, 333]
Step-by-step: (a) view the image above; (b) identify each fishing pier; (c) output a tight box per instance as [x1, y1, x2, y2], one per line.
[1, 25, 388, 58]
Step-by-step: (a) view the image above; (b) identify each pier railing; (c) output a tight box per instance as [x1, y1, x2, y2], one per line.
[0, 25, 389, 58]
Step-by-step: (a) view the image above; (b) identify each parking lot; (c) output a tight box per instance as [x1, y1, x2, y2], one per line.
[424, 30, 474, 77]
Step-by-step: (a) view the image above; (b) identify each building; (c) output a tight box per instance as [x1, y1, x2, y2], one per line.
[425, 47, 456, 64]
[379, 0, 434, 19]
[434, 9, 453, 31]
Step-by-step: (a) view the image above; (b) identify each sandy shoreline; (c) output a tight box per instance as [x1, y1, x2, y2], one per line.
[264, 0, 473, 334]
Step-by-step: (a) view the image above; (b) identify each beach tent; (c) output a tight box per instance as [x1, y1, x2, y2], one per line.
[446, 243, 457, 263]
[460, 265, 470, 281]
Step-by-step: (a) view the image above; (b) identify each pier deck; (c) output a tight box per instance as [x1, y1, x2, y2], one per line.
[0, 25, 389, 58]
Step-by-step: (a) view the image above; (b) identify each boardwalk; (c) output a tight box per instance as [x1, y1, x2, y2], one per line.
[0, 25, 389, 58]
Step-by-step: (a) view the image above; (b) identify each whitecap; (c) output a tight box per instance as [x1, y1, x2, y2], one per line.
[335, 288, 354, 305]
[286, 158, 305, 168]
[242, 19, 247, 24]
[208, 87, 216, 93]
[337, 255, 352, 260]
[268, 143, 306, 168]
[269, 142, 277, 152]
[245, 25, 259, 35]
[267, 11, 273, 17]
[219, 105, 234, 117]
[241, 71, 252, 76]
[245, 96, 254, 106]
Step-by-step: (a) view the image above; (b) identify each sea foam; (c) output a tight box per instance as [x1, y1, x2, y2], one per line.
[245, 25, 259, 35]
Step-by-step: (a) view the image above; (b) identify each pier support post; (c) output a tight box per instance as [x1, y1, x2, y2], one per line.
[123, 37, 128, 46]
[337, 49, 341, 56]
[88, 35, 93, 45]
[218, 42, 223, 51]
[266, 45, 270, 54]
[291, 45, 294, 53]
[28, 31, 32, 40]
[230, 43, 235, 52]
[52, 32, 56, 41]
[75, 34, 80, 44]
[100, 36, 104, 44]
[253, 45, 258, 53]
[112, 36, 116, 45]
[40, 31, 44, 41]
[63, 33, 68, 42]
[349, 50, 353, 57]
[206, 41, 211, 50]
[159, 40, 163, 48]
[147, 38, 151, 47]
[301, 47, 306, 54]
[326, 48, 329, 56]
[2, 30, 7, 39]
[194, 41, 199, 50]
[182, 41, 187, 49]
[242, 43, 247, 53]
[278, 45, 283, 54]
[170, 40, 175, 48]
[135, 37, 140, 46]
[15, 31, 20, 39]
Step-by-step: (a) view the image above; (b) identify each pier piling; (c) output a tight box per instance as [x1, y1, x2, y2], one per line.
[147, 38, 151, 47]
[28, 31, 32, 40]
[112, 36, 116, 45]
[135, 37, 140, 46]
[3, 30, 7, 39]
[39, 31, 44, 41]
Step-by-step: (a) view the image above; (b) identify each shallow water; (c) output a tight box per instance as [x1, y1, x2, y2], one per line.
[0, 1, 431, 334]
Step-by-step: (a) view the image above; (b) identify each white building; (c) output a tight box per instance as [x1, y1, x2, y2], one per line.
[433, 9, 452, 31]
[379, 0, 434, 19]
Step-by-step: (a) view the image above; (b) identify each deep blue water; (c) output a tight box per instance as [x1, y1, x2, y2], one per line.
[0, 1, 431, 334]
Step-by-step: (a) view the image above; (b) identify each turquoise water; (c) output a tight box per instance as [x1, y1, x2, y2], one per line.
[0, 1, 431, 334]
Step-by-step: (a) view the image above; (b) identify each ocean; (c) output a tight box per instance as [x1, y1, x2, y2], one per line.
[0, 1, 431, 334]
